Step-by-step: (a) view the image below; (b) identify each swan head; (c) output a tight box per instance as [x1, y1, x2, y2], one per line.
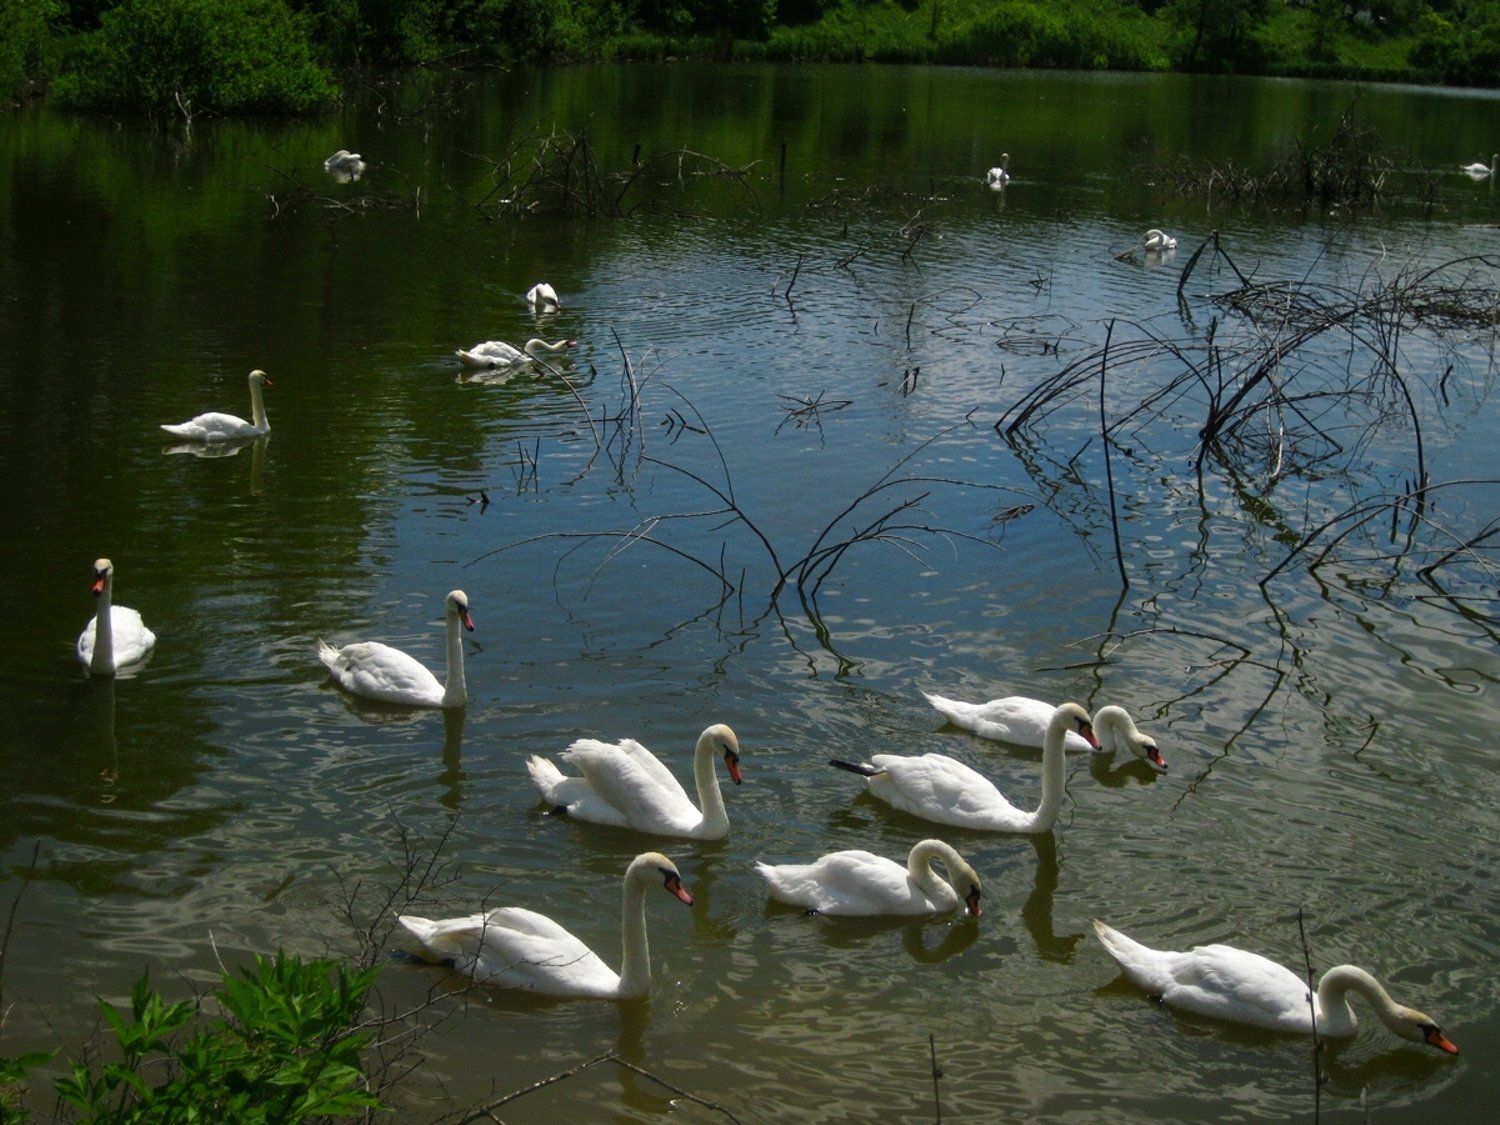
[445, 590, 476, 632]
[1391, 1005, 1460, 1054]
[91, 558, 114, 596]
[527, 283, 561, 311]
[248, 369, 272, 388]
[1054, 701, 1100, 749]
[632, 851, 694, 906]
[700, 723, 743, 784]
[1093, 706, 1166, 771]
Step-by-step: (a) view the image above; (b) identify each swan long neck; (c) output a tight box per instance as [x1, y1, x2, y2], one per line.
[440, 605, 468, 707]
[523, 338, 567, 358]
[248, 376, 269, 431]
[615, 865, 653, 999]
[693, 731, 730, 836]
[91, 571, 114, 674]
[1027, 712, 1071, 832]
[907, 840, 963, 904]
[1316, 965, 1401, 1036]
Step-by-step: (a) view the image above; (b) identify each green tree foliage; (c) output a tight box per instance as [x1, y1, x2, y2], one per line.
[1162, 0, 1272, 71]
[51, 0, 338, 115]
[1410, 1, 1500, 82]
[0, 0, 64, 103]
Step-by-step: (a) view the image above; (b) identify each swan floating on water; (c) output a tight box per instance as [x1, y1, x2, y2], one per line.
[1461, 154, 1497, 176]
[921, 692, 1166, 771]
[1092, 919, 1459, 1053]
[323, 149, 366, 179]
[396, 851, 693, 998]
[76, 558, 156, 675]
[526, 282, 561, 311]
[317, 589, 474, 708]
[1143, 228, 1178, 251]
[830, 701, 1097, 833]
[526, 724, 744, 839]
[756, 838, 982, 917]
[986, 153, 1011, 187]
[161, 369, 271, 442]
[455, 338, 575, 368]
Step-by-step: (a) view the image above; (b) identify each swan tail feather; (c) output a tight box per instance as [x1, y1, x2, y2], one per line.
[829, 758, 883, 777]
[525, 755, 567, 798]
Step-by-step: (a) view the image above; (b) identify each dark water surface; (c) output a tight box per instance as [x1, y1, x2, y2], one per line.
[2, 64, 1499, 1121]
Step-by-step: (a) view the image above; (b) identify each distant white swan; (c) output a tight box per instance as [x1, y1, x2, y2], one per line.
[986, 153, 1011, 186]
[830, 701, 1098, 833]
[160, 369, 271, 442]
[317, 590, 474, 708]
[921, 692, 1166, 771]
[526, 724, 743, 839]
[76, 558, 156, 675]
[756, 838, 982, 917]
[323, 149, 366, 177]
[397, 851, 694, 999]
[526, 282, 561, 312]
[1092, 919, 1460, 1053]
[1144, 228, 1178, 251]
[1461, 154, 1497, 176]
[455, 338, 575, 368]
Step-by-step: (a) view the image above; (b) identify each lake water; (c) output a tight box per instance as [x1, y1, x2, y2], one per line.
[2, 63, 1499, 1121]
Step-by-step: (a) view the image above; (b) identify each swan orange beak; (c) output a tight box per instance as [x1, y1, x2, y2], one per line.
[91, 574, 107, 596]
[459, 608, 475, 632]
[964, 888, 982, 917]
[664, 873, 694, 906]
[725, 750, 743, 785]
[1426, 1027, 1460, 1055]
[1147, 746, 1167, 770]
[1079, 721, 1101, 750]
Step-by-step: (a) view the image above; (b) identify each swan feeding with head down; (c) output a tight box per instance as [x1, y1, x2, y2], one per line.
[1143, 228, 1178, 251]
[455, 338, 575, 368]
[1092, 919, 1459, 1053]
[317, 590, 474, 708]
[830, 701, 1098, 834]
[756, 838, 982, 918]
[921, 692, 1166, 771]
[526, 724, 744, 839]
[526, 282, 561, 312]
[1461, 154, 1497, 176]
[76, 558, 156, 675]
[396, 851, 694, 999]
[161, 369, 271, 442]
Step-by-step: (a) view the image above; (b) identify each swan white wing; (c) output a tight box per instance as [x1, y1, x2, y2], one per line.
[455, 340, 524, 368]
[160, 411, 261, 441]
[556, 740, 704, 834]
[612, 738, 693, 802]
[869, 753, 1023, 828]
[756, 850, 952, 915]
[924, 691, 1094, 751]
[318, 639, 444, 706]
[76, 607, 156, 669]
[398, 908, 620, 996]
[524, 754, 636, 829]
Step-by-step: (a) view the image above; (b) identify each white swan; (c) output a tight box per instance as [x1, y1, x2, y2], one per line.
[455, 338, 575, 368]
[526, 724, 743, 839]
[986, 153, 1011, 186]
[76, 558, 156, 675]
[921, 692, 1166, 771]
[526, 282, 561, 312]
[1092, 920, 1460, 1053]
[1461, 154, 1497, 176]
[396, 851, 693, 999]
[756, 838, 982, 917]
[160, 369, 271, 442]
[1143, 228, 1178, 251]
[317, 589, 474, 708]
[323, 149, 366, 176]
[829, 701, 1097, 833]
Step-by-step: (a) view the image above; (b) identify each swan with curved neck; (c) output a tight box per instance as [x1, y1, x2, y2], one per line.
[756, 838, 982, 917]
[986, 153, 1011, 186]
[526, 282, 561, 312]
[526, 724, 744, 839]
[161, 369, 271, 442]
[317, 590, 474, 708]
[76, 558, 156, 675]
[830, 702, 1098, 833]
[397, 851, 693, 998]
[1143, 228, 1178, 251]
[1462, 154, 1497, 176]
[921, 692, 1166, 771]
[1092, 919, 1459, 1053]
[323, 149, 366, 178]
[455, 338, 575, 368]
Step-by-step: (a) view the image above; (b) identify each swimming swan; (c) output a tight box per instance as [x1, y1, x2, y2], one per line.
[830, 701, 1097, 833]
[317, 590, 474, 708]
[526, 724, 744, 839]
[1461, 154, 1497, 176]
[76, 558, 156, 675]
[756, 838, 982, 917]
[455, 338, 575, 368]
[1143, 228, 1178, 251]
[526, 282, 561, 311]
[921, 692, 1166, 771]
[323, 149, 366, 176]
[161, 369, 271, 442]
[396, 851, 693, 998]
[986, 153, 1011, 186]
[1092, 919, 1459, 1053]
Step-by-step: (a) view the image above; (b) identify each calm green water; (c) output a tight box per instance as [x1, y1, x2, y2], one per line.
[2, 64, 1499, 1121]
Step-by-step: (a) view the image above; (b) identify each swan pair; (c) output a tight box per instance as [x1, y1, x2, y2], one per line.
[76, 559, 156, 675]
[397, 851, 692, 999]
[756, 839, 981, 918]
[161, 369, 271, 442]
[455, 338, 575, 369]
[986, 153, 1011, 186]
[831, 701, 1098, 833]
[318, 590, 474, 708]
[921, 691, 1166, 771]
[1093, 919, 1459, 1054]
[526, 282, 561, 312]
[1461, 154, 1497, 176]
[526, 724, 744, 839]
